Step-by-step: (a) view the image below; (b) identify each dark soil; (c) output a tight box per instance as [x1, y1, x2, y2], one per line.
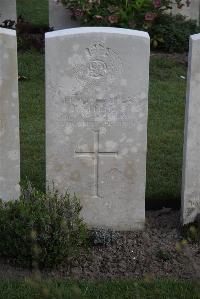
[0, 210, 199, 280]
[151, 51, 188, 65]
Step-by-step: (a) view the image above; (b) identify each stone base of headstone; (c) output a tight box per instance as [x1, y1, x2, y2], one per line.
[49, 0, 79, 30]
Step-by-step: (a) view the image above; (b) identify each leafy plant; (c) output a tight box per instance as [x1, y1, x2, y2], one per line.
[151, 14, 199, 52]
[63, 0, 180, 28]
[90, 228, 120, 246]
[62, 0, 200, 52]
[0, 184, 88, 269]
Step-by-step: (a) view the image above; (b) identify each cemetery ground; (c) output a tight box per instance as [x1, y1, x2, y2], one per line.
[0, 1, 199, 298]
[8, 28, 200, 299]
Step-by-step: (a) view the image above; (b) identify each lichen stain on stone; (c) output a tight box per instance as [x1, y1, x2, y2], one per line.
[54, 163, 63, 172]
[107, 168, 122, 180]
[0, 120, 5, 138]
[70, 170, 81, 182]
[124, 161, 136, 180]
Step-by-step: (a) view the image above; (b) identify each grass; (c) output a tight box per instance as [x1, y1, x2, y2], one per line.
[0, 278, 199, 299]
[18, 50, 45, 190]
[17, 0, 48, 27]
[147, 57, 186, 207]
[16, 0, 187, 204]
[1, 2, 198, 299]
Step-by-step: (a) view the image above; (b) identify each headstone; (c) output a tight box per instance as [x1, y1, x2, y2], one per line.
[0, 0, 16, 25]
[49, 0, 79, 30]
[182, 33, 200, 225]
[46, 27, 150, 230]
[172, 0, 200, 24]
[0, 28, 20, 200]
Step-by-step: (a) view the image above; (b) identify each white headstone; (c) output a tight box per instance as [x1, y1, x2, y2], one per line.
[0, 28, 20, 200]
[0, 0, 16, 24]
[172, 0, 200, 24]
[46, 27, 150, 230]
[49, 0, 79, 30]
[182, 33, 200, 225]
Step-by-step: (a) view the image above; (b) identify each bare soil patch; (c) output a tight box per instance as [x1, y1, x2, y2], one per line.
[0, 210, 199, 280]
[151, 52, 188, 65]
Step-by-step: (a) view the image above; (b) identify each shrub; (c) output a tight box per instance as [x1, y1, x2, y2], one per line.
[63, 0, 178, 28]
[63, 0, 200, 52]
[150, 14, 200, 52]
[0, 184, 88, 269]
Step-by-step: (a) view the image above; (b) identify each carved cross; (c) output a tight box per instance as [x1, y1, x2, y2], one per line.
[75, 130, 118, 198]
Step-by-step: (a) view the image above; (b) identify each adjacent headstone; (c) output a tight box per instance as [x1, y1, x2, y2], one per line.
[46, 27, 149, 230]
[0, 28, 20, 200]
[182, 33, 200, 225]
[49, 0, 79, 30]
[0, 0, 16, 25]
[172, 0, 200, 24]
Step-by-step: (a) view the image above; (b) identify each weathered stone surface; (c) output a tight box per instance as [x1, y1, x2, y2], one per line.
[49, 0, 79, 30]
[0, 28, 20, 200]
[172, 0, 200, 24]
[0, 0, 16, 24]
[182, 33, 200, 225]
[46, 27, 150, 230]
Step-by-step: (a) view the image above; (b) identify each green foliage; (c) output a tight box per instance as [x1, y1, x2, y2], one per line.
[0, 278, 199, 299]
[0, 185, 88, 268]
[63, 0, 177, 28]
[63, 0, 200, 52]
[90, 228, 120, 246]
[151, 14, 200, 52]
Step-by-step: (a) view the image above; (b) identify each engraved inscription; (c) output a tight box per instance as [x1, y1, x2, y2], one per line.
[74, 41, 123, 84]
[60, 94, 140, 124]
[51, 41, 145, 128]
[75, 130, 118, 198]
